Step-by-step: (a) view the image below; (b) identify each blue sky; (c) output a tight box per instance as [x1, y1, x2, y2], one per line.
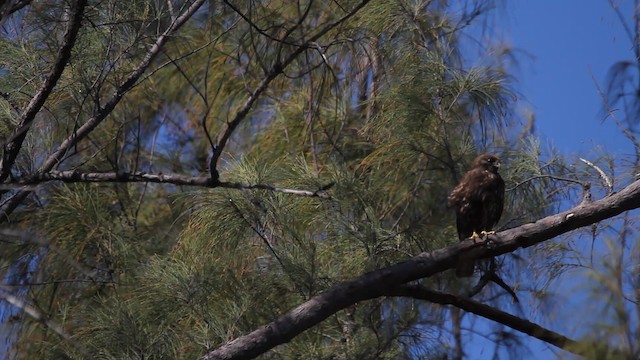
[463, 1, 636, 359]
[505, 1, 635, 155]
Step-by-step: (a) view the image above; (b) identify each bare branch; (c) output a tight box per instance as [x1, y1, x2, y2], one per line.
[220, 180, 333, 198]
[508, 173, 593, 205]
[222, 0, 301, 47]
[4, 170, 333, 198]
[0, 0, 88, 182]
[0, 0, 31, 25]
[38, 0, 207, 172]
[201, 178, 640, 360]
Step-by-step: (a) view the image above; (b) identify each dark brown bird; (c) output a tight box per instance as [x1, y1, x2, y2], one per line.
[448, 154, 505, 277]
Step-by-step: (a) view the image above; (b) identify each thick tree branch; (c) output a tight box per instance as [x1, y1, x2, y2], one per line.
[208, 0, 372, 179]
[4, 170, 333, 198]
[0, 0, 87, 183]
[0, 0, 207, 222]
[387, 284, 578, 353]
[202, 178, 640, 360]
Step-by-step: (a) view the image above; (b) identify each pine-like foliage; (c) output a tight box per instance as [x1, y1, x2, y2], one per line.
[0, 1, 613, 359]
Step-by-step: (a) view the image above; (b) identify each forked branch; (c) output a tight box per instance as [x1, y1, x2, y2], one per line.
[202, 178, 640, 360]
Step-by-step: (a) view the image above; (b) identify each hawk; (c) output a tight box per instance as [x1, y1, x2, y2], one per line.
[448, 154, 505, 277]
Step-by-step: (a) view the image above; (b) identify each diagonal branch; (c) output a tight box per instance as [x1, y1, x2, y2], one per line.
[38, 0, 206, 173]
[201, 178, 640, 360]
[5, 170, 333, 198]
[0, 286, 90, 357]
[208, 0, 372, 179]
[580, 157, 614, 194]
[0, 0, 88, 183]
[387, 284, 578, 353]
[390, 284, 629, 358]
[0, 0, 207, 223]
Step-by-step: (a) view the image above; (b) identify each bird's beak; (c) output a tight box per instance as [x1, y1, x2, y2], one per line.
[495, 161, 501, 168]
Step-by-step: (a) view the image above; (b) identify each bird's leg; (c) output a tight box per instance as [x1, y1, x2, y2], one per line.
[480, 230, 495, 236]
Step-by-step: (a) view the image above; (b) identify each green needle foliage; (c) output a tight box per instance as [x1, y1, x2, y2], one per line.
[0, 1, 636, 359]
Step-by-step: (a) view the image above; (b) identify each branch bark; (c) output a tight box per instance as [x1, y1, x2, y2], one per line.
[201, 178, 640, 360]
[5, 170, 332, 198]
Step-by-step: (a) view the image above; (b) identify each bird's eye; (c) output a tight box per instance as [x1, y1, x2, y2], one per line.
[487, 158, 494, 163]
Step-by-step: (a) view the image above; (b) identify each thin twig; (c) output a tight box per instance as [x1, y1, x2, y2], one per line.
[588, 65, 640, 161]
[507, 174, 589, 192]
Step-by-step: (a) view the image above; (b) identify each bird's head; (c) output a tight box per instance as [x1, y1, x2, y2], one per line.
[473, 154, 501, 173]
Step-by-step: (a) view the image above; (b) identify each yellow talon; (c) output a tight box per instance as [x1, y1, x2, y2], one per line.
[480, 230, 496, 236]
[467, 232, 481, 241]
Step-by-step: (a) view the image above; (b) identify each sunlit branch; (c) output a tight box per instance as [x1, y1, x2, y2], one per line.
[580, 157, 614, 195]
